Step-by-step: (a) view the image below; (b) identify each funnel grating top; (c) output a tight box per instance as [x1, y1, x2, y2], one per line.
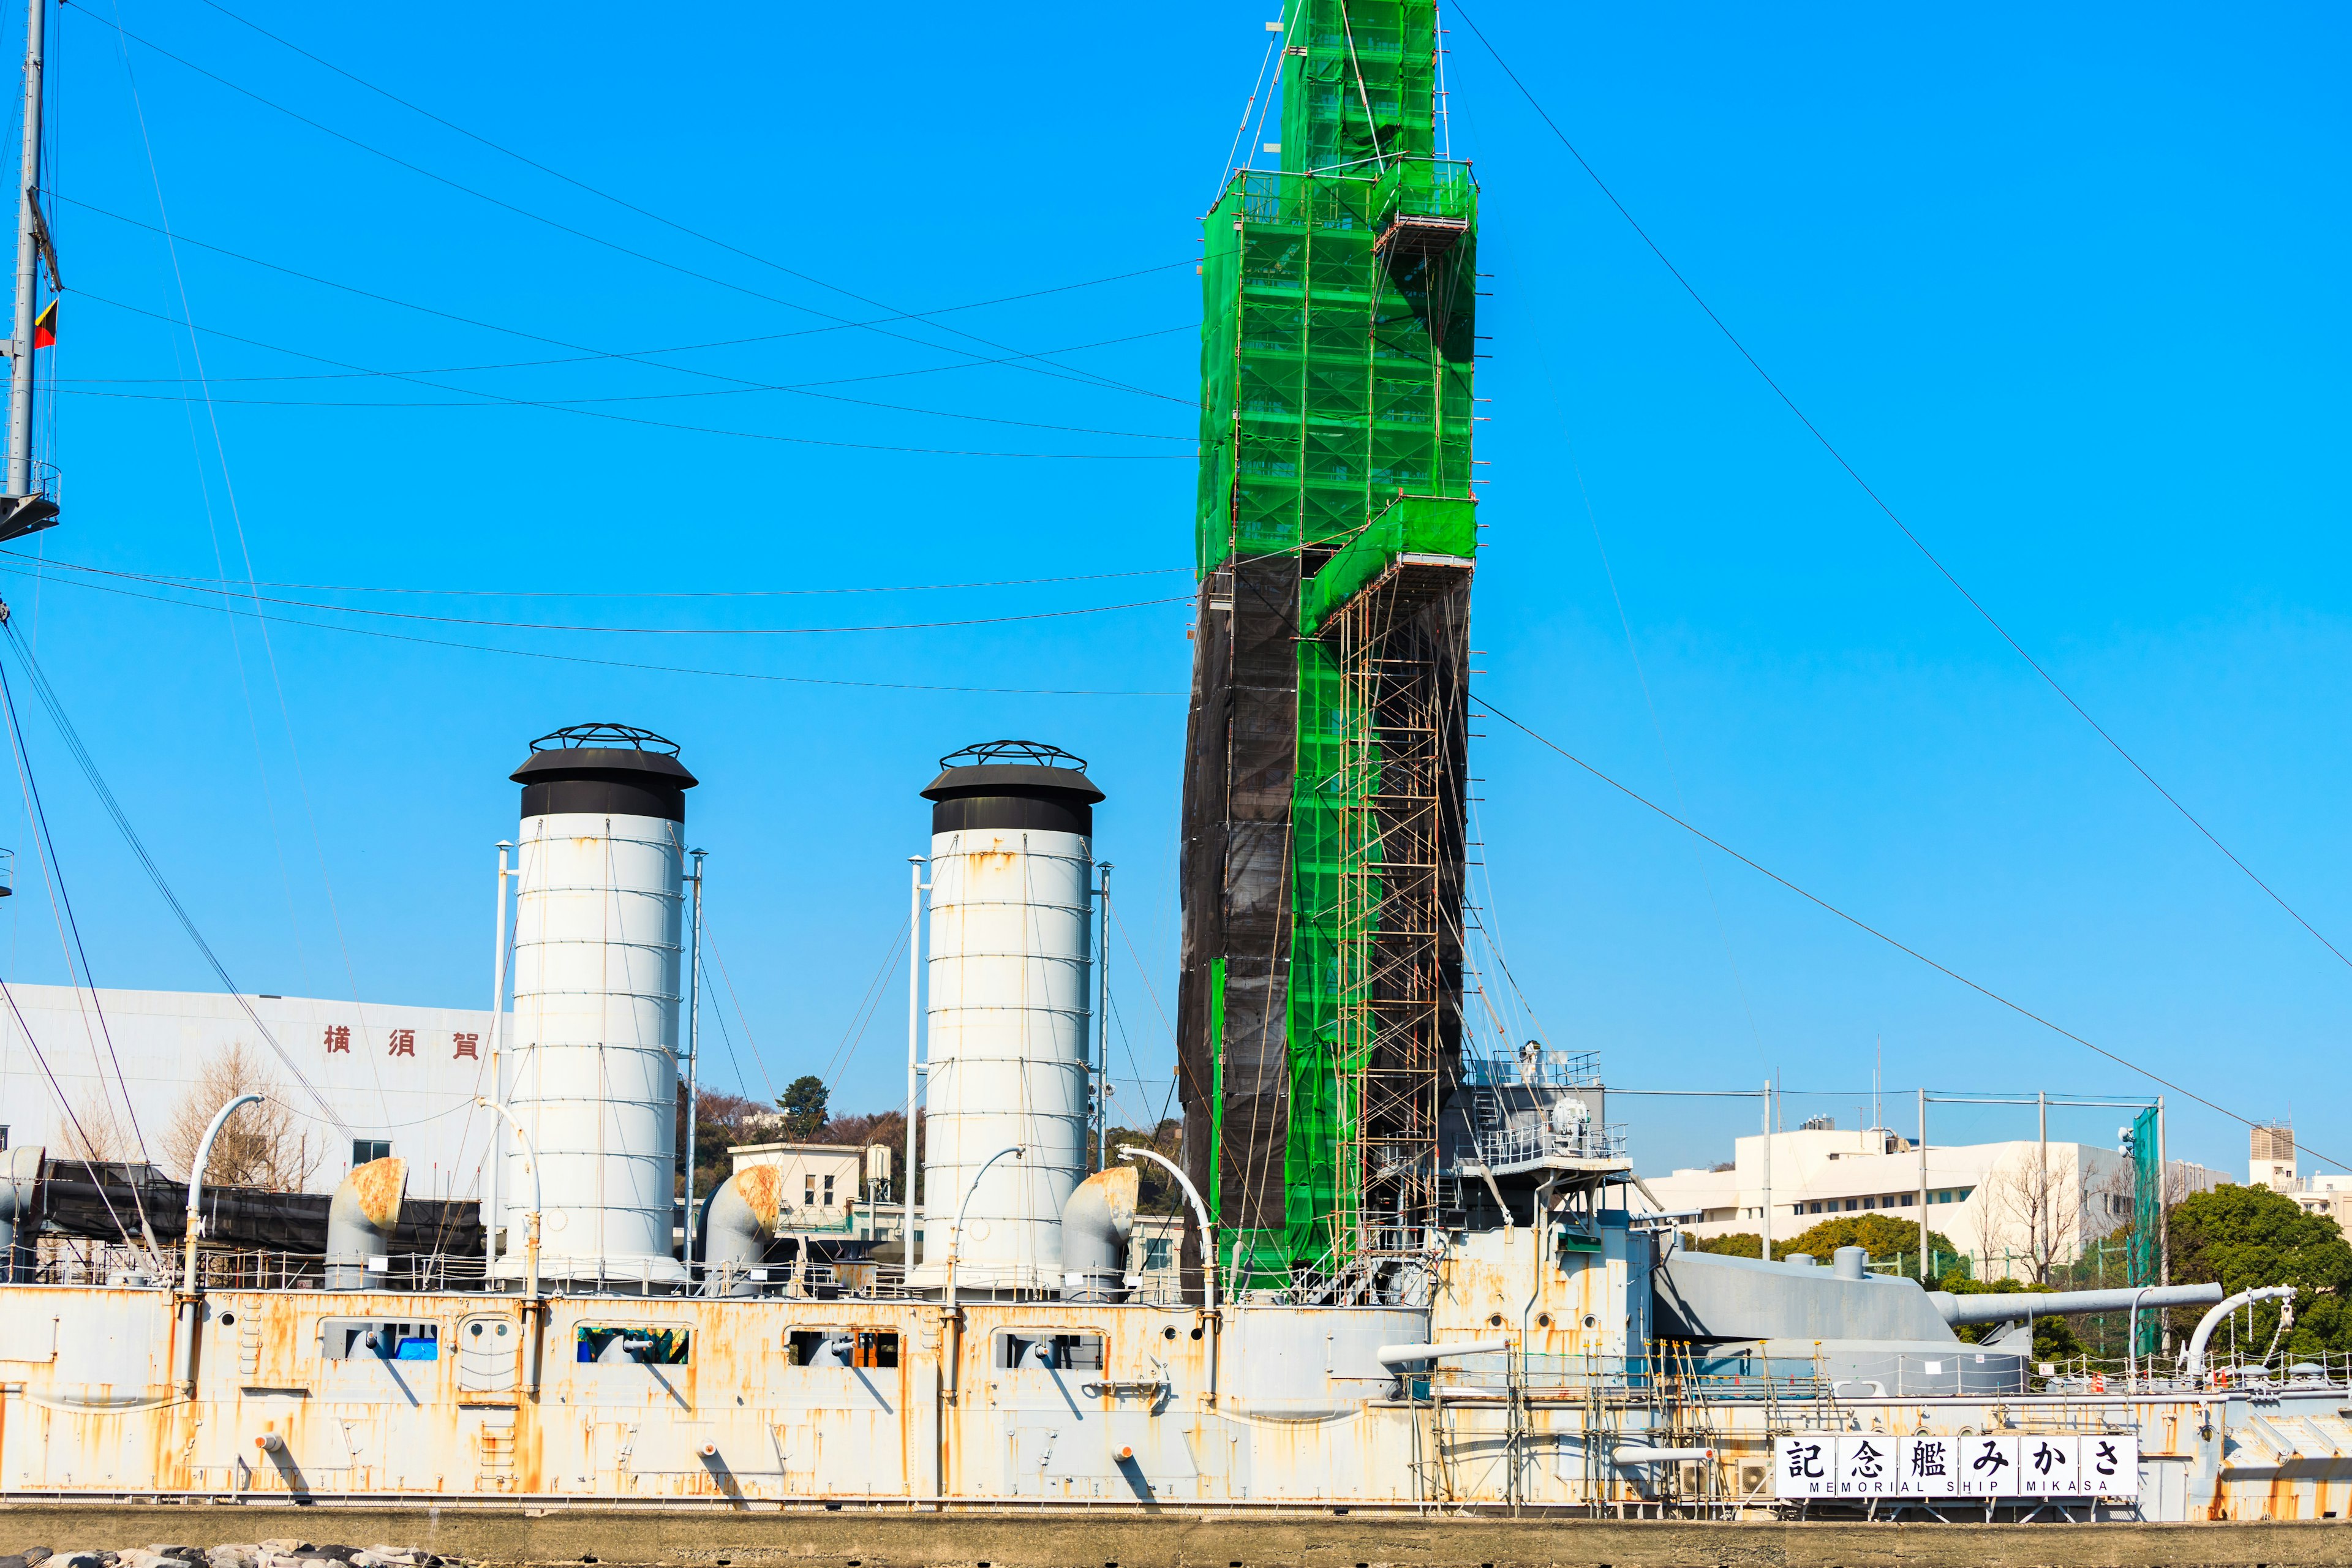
[512, 722, 697, 821]
[531, 722, 682, 756]
[923, 737, 1102, 834]
[937, 739, 1087, 772]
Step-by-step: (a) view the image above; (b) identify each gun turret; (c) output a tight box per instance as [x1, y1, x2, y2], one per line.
[1928, 1281, 2222, 1327]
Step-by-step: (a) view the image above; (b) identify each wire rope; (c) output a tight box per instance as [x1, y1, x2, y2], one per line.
[0, 563, 1188, 696]
[12, 559, 1193, 636]
[0, 971, 142, 1251]
[7, 554, 1188, 600]
[176, 0, 1192, 407]
[66, 8, 1189, 410]
[1477, 692, 2351, 1172]
[1450, 0, 2352, 982]
[53, 205, 1196, 459]
[0, 617, 350, 1133]
[97, 0, 396, 1131]
[0, 644, 157, 1243]
[64, 286, 1194, 437]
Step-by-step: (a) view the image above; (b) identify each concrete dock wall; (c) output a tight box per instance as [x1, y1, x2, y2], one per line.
[1, 1509, 2348, 1568]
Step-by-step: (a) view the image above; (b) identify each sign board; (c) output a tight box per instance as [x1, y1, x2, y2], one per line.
[1773, 1433, 2137, 1500]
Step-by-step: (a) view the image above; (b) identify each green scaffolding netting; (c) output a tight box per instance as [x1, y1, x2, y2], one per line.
[1195, 0, 1476, 1289]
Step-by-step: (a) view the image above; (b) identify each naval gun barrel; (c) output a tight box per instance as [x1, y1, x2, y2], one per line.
[1929, 1281, 2222, 1327]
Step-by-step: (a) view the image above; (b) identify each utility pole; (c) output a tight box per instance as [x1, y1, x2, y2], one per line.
[2037, 1089, 2049, 1283]
[682, 849, 705, 1267]
[1, 0, 55, 538]
[1096, 862, 1113, 1172]
[1918, 1088, 1929, 1281]
[904, 856, 924, 1268]
[1759, 1080, 1773, 1261]
[2158, 1096, 2171, 1354]
[484, 841, 511, 1278]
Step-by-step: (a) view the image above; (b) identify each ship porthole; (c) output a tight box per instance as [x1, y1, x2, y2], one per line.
[1536, 1313, 1552, 1329]
[219, 1312, 236, 1326]
[1581, 1314, 1598, 1330]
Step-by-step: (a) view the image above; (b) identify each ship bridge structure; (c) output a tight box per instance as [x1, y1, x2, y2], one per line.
[1178, 0, 1479, 1296]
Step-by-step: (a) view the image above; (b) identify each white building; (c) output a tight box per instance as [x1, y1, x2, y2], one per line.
[2250, 1123, 2352, 1238]
[1644, 1123, 2221, 1277]
[0, 983, 496, 1199]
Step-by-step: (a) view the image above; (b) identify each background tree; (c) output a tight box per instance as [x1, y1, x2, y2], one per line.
[1106, 1119, 1185, 1215]
[1976, 1158, 2081, 1284]
[777, 1075, 829, 1139]
[161, 1042, 317, 1191]
[1684, 1213, 1959, 1270]
[2163, 1183, 2352, 1359]
[676, 1087, 771, 1201]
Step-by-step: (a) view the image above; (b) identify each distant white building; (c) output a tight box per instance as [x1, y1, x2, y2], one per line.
[2250, 1123, 2352, 1238]
[0, 983, 496, 1199]
[1643, 1122, 2222, 1277]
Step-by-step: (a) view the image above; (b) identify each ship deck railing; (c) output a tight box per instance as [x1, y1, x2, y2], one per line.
[20, 1242, 1199, 1304]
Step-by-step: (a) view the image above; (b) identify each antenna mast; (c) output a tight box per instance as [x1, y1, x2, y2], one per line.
[1, 0, 55, 540]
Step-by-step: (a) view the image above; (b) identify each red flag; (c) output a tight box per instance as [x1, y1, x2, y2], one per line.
[31, 300, 53, 349]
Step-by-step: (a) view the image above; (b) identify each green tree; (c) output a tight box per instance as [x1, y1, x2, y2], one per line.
[778, 1075, 830, 1140]
[2165, 1183, 2352, 1359]
[1776, 1212, 1959, 1268]
[1682, 1216, 1961, 1265]
[1935, 1273, 2084, 1363]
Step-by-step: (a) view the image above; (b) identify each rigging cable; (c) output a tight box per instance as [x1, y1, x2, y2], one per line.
[0, 616, 350, 1133]
[1476, 692, 2350, 1172]
[7, 556, 1190, 600]
[0, 636, 159, 1241]
[0, 970, 142, 1252]
[176, 0, 1191, 405]
[59, 286, 1194, 439]
[1450, 0, 2352, 979]
[810, 915, 912, 1100]
[45, 255, 1191, 459]
[696, 918, 778, 1108]
[97, 0, 397, 1131]
[7, 560, 1190, 636]
[64, 8, 1187, 410]
[0, 562, 1187, 696]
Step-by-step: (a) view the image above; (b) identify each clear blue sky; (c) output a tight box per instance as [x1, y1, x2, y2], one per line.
[3, 1, 2343, 1182]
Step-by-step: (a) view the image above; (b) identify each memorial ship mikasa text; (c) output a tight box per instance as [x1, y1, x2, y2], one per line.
[0, 1, 2334, 1525]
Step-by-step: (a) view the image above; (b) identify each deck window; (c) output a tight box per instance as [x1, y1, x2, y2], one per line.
[575, 1325, 690, 1365]
[997, 1332, 1105, 1371]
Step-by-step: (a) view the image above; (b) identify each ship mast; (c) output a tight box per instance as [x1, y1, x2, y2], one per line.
[1, 0, 56, 541]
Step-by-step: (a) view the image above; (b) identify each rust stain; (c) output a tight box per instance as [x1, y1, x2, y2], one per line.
[350, 1156, 409, 1228]
[732, 1164, 783, 1229]
[1074, 1164, 1138, 1229]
